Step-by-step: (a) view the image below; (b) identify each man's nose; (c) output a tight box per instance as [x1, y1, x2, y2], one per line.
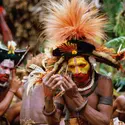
[5, 69, 11, 75]
[75, 66, 81, 74]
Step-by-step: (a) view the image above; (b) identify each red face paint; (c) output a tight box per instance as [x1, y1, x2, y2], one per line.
[0, 74, 9, 82]
[73, 73, 90, 86]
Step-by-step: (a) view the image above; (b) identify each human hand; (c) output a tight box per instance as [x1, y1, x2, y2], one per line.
[10, 69, 22, 93]
[61, 75, 79, 98]
[43, 69, 65, 97]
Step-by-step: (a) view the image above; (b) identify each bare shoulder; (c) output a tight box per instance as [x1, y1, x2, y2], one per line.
[96, 74, 113, 97]
[115, 95, 125, 104]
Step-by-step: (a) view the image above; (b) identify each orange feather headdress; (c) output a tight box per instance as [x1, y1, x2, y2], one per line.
[44, 0, 120, 69]
[44, 0, 107, 48]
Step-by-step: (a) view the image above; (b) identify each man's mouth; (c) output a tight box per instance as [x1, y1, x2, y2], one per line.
[0, 74, 9, 82]
[73, 73, 88, 78]
[73, 73, 89, 84]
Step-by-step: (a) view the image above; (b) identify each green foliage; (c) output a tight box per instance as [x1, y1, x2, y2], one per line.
[105, 36, 125, 52]
[103, 0, 123, 24]
[114, 11, 125, 36]
[103, 0, 124, 39]
[113, 76, 125, 92]
[99, 64, 113, 76]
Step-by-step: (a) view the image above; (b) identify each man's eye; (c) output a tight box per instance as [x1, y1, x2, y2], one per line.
[69, 65, 75, 68]
[79, 64, 86, 67]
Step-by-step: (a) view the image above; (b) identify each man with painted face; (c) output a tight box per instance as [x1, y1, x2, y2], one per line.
[41, 0, 120, 125]
[68, 56, 91, 87]
[0, 42, 26, 125]
[43, 45, 116, 125]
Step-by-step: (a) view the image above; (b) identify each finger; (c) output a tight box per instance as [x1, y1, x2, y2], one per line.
[60, 84, 65, 91]
[62, 77, 72, 89]
[61, 82, 67, 90]
[12, 69, 16, 78]
[43, 70, 56, 83]
[46, 76, 61, 88]
[46, 75, 61, 87]
[54, 84, 65, 98]
[64, 75, 75, 85]
[52, 81, 63, 90]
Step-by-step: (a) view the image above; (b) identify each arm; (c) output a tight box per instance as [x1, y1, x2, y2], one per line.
[15, 87, 23, 100]
[44, 95, 64, 125]
[0, 69, 21, 116]
[63, 75, 113, 125]
[112, 95, 125, 118]
[0, 90, 15, 116]
[6, 101, 22, 122]
[43, 70, 64, 125]
[81, 76, 113, 125]
[0, 7, 13, 44]
[15, 75, 28, 100]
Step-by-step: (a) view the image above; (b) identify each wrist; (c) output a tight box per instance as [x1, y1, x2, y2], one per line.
[9, 89, 16, 94]
[74, 98, 88, 112]
[43, 106, 56, 116]
[9, 88, 17, 93]
[72, 95, 87, 108]
[45, 96, 55, 112]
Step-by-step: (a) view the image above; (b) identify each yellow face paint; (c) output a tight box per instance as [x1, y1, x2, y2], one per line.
[68, 56, 90, 74]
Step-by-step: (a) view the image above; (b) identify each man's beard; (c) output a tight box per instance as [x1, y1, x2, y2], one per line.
[73, 73, 90, 87]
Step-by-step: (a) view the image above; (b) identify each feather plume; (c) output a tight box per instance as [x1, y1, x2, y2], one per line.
[59, 43, 77, 53]
[44, 0, 107, 47]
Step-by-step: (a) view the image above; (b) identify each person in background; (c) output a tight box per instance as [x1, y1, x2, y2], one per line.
[0, 41, 26, 125]
[0, 0, 13, 45]
[113, 95, 125, 124]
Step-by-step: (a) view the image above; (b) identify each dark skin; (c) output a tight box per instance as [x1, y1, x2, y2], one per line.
[113, 95, 125, 122]
[0, 7, 13, 44]
[0, 66, 22, 116]
[6, 101, 22, 123]
[43, 64, 113, 125]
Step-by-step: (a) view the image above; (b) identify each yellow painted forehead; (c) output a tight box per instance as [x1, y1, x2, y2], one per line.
[68, 56, 88, 65]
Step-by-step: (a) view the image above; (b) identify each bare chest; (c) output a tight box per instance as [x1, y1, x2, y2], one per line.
[0, 88, 8, 102]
